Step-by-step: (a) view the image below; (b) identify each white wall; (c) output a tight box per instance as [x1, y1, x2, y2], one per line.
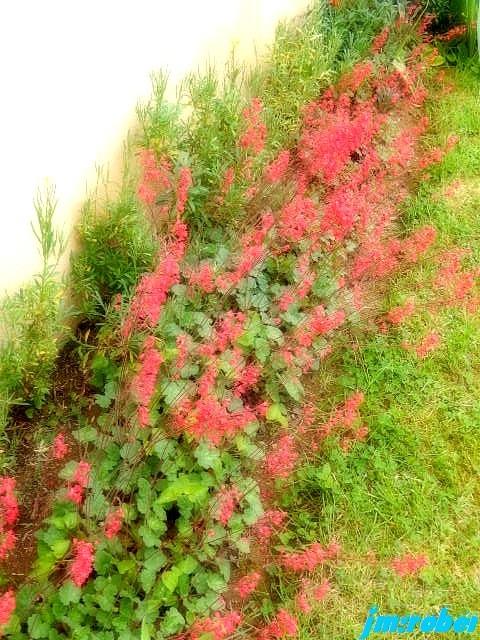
[0, 0, 310, 294]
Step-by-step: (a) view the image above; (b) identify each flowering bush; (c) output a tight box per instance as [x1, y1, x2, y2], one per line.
[0, 4, 466, 639]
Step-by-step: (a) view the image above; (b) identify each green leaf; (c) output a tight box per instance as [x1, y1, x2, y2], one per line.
[160, 607, 185, 635]
[138, 525, 160, 548]
[51, 538, 70, 559]
[254, 337, 270, 363]
[266, 403, 288, 427]
[194, 440, 220, 469]
[177, 555, 198, 575]
[72, 426, 98, 443]
[206, 572, 226, 592]
[28, 614, 50, 639]
[117, 558, 136, 574]
[144, 549, 167, 572]
[161, 380, 184, 407]
[265, 325, 283, 343]
[161, 566, 181, 592]
[58, 581, 81, 606]
[137, 478, 152, 514]
[156, 475, 208, 505]
[141, 619, 152, 640]
[281, 377, 304, 402]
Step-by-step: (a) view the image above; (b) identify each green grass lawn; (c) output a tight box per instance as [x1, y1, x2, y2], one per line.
[286, 65, 480, 639]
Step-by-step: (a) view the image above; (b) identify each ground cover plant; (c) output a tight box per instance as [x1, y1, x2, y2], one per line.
[0, 1, 478, 639]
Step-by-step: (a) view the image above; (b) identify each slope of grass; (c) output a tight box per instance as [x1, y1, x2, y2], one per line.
[287, 64, 480, 639]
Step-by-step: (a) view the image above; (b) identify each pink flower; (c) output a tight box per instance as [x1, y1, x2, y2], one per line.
[234, 362, 261, 396]
[0, 530, 16, 560]
[121, 221, 187, 336]
[132, 336, 163, 406]
[265, 435, 298, 479]
[70, 539, 95, 587]
[188, 262, 215, 293]
[137, 150, 171, 205]
[312, 579, 331, 601]
[189, 610, 242, 640]
[318, 391, 364, 438]
[0, 589, 15, 629]
[279, 195, 318, 243]
[386, 301, 415, 325]
[415, 331, 441, 358]
[280, 541, 339, 572]
[176, 166, 192, 214]
[67, 484, 85, 505]
[234, 571, 261, 599]
[0, 478, 19, 528]
[104, 508, 124, 539]
[257, 609, 298, 639]
[391, 553, 428, 577]
[299, 100, 380, 183]
[215, 486, 241, 526]
[253, 510, 287, 542]
[339, 61, 374, 93]
[401, 226, 436, 263]
[296, 590, 311, 614]
[174, 334, 189, 373]
[295, 306, 346, 347]
[73, 461, 91, 488]
[371, 27, 390, 53]
[264, 151, 290, 183]
[436, 25, 467, 41]
[240, 98, 267, 154]
[52, 433, 69, 460]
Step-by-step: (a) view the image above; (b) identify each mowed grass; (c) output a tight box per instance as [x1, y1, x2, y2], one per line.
[283, 65, 480, 639]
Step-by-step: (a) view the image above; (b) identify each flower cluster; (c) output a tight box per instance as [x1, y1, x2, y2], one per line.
[67, 461, 91, 505]
[386, 300, 415, 325]
[436, 25, 467, 42]
[0, 477, 19, 560]
[131, 336, 164, 428]
[280, 540, 340, 572]
[257, 609, 298, 639]
[176, 167, 192, 215]
[137, 149, 171, 206]
[104, 508, 124, 540]
[279, 195, 318, 243]
[253, 510, 287, 542]
[295, 306, 346, 348]
[264, 435, 299, 479]
[371, 26, 390, 53]
[264, 150, 290, 183]
[52, 432, 69, 460]
[189, 610, 242, 640]
[318, 392, 364, 439]
[215, 486, 241, 526]
[414, 330, 441, 359]
[70, 539, 95, 587]
[122, 219, 188, 336]
[0, 589, 15, 631]
[391, 553, 428, 577]
[188, 262, 215, 293]
[296, 578, 331, 613]
[240, 98, 267, 154]
[234, 571, 261, 599]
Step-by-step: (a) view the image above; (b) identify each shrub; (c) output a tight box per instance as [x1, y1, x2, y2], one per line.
[70, 182, 156, 319]
[0, 187, 68, 433]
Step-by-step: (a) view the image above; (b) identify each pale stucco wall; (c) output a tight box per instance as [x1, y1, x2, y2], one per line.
[0, 0, 310, 294]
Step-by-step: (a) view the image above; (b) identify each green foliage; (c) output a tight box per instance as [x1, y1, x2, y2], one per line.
[0, 187, 68, 437]
[70, 185, 156, 319]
